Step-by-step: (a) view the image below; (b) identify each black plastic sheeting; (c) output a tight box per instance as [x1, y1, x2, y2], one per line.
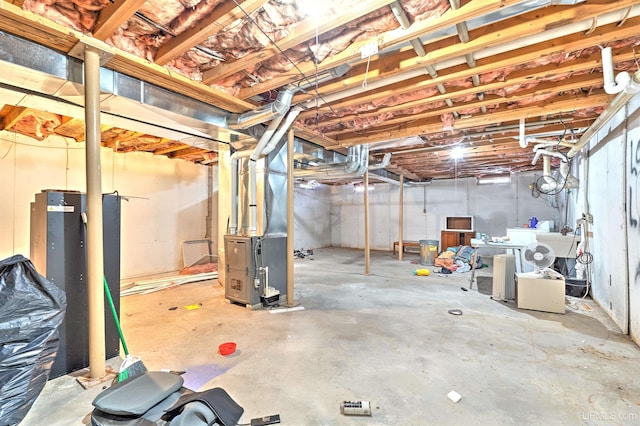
[0, 255, 66, 425]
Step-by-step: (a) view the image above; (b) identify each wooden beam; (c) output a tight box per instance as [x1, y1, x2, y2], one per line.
[294, 8, 640, 116]
[1, 106, 30, 130]
[154, 144, 191, 155]
[375, 117, 598, 151]
[155, 0, 270, 65]
[237, 0, 526, 98]
[93, 0, 147, 41]
[203, 0, 398, 84]
[169, 147, 210, 158]
[320, 72, 605, 137]
[309, 69, 608, 132]
[302, 44, 638, 121]
[386, 166, 421, 181]
[0, 3, 255, 113]
[334, 91, 613, 145]
[291, 125, 340, 149]
[105, 48, 255, 112]
[0, 2, 78, 52]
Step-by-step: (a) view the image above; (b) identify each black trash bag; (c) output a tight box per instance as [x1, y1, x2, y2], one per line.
[0, 254, 66, 425]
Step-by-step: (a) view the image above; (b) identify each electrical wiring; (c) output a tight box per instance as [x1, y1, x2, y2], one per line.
[0, 134, 84, 150]
[231, 0, 345, 129]
[535, 174, 562, 195]
[530, 174, 541, 198]
[0, 139, 13, 159]
[577, 251, 593, 265]
[535, 156, 574, 196]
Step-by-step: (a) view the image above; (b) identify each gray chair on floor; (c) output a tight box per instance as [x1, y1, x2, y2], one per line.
[90, 371, 244, 426]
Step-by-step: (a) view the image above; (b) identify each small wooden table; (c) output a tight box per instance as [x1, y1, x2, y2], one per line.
[393, 240, 420, 255]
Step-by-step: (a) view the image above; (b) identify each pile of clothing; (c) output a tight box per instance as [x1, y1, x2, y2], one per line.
[434, 245, 482, 273]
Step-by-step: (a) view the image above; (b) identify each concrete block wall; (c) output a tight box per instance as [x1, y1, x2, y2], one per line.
[323, 172, 558, 251]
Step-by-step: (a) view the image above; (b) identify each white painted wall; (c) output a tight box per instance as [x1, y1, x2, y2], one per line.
[293, 186, 332, 250]
[0, 131, 213, 280]
[564, 91, 640, 340]
[585, 106, 629, 333]
[326, 172, 558, 251]
[627, 93, 640, 345]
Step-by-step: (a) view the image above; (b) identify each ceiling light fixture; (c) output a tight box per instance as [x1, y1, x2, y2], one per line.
[297, 0, 326, 18]
[298, 179, 320, 190]
[353, 182, 374, 192]
[450, 146, 465, 159]
[477, 176, 511, 185]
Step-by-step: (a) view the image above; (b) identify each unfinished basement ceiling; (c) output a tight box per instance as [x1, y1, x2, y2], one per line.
[1, 0, 640, 180]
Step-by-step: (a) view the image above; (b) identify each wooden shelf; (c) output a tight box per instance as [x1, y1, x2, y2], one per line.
[441, 230, 475, 249]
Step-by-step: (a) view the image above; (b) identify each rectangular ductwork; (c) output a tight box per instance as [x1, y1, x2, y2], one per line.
[0, 30, 255, 149]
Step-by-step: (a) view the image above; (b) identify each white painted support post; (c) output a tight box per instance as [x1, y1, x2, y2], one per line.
[287, 129, 294, 306]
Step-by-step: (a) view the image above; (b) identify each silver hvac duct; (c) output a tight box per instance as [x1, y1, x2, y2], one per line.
[229, 106, 302, 235]
[288, 64, 351, 92]
[228, 117, 285, 235]
[227, 89, 294, 130]
[369, 168, 403, 185]
[294, 145, 370, 179]
[293, 146, 393, 181]
[368, 153, 392, 170]
[227, 61, 353, 236]
[0, 30, 254, 149]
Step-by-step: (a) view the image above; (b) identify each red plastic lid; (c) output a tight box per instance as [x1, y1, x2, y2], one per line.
[219, 342, 236, 355]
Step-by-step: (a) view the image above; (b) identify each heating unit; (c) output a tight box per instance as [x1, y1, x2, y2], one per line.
[492, 254, 516, 301]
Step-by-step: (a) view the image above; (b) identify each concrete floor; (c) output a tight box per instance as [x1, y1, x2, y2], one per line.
[22, 247, 640, 425]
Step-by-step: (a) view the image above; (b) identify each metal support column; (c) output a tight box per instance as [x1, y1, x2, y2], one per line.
[70, 39, 114, 380]
[287, 129, 295, 306]
[84, 45, 105, 379]
[398, 175, 404, 261]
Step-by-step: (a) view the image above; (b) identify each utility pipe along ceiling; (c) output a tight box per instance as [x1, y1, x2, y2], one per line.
[1, 0, 640, 181]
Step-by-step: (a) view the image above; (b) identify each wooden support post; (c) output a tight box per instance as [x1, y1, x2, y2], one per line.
[399, 175, 404, 261]
[364, 170, 371, 275]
